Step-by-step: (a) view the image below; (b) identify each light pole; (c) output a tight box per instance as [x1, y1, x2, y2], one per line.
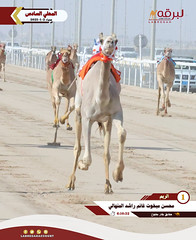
[142, 0, 145, 34]
[29, 0, 33, 49]
[29, 0, 33, 67]
[77, 0, 82, 52]
[124, 0, 127, 45]
[51, 0, 55, 46]
[111, 0, 115, 34]
[12, 0, 15, 62]
[179, 0, 182, 51]
[74, 0, 78, 43]
[150, 0, 157, 60]
[150, 0, 157, 88]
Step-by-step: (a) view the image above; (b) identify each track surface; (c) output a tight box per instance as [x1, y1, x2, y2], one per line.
[0, 64, 196, 233]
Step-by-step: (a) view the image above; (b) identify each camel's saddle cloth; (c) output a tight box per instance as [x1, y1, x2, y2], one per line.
[79, 52, 121, 83]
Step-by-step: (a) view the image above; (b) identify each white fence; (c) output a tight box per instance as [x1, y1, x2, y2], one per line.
[6, 46, 48, 70]
[5, 46, 196, 93]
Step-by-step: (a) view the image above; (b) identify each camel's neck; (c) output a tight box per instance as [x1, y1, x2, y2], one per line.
[70, 50, 78, 65]
[0, 49, 5, 56]
[96, 61, 111, 105]
[49, 52, 56, 63]
[159, 57, 174, 78]
[163, 58, 168, 72]
[46, 51, 56, 70]
[59, 61, 71, 85]
[70, 50, 76, 60]
[163, 58, 173, 73]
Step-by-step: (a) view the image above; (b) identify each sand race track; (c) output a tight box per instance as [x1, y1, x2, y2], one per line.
[0, 64, 196, 234]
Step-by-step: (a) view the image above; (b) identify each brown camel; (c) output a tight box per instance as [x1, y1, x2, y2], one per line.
[45, 46, 57, 71]
[0, 43, 6, 82]
[46, 48, 76, 129]
[68, 43, 79, 73]
[67, 34, 126, 194]
[64, 43, 79, 129]
[157, 48, 175, 116]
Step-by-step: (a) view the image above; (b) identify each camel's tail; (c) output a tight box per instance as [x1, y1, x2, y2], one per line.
[97, 122, 104, 135]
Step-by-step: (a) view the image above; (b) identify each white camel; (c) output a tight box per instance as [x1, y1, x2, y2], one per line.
[67, 34, 126, 193]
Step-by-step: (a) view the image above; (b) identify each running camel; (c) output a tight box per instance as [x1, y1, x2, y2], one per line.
[0, 43, 6, 82]
[46, 48, 76, 129]
[67, 33, 126, 194]
[45, 46, 57, 71]
[156, 47, 175, 116]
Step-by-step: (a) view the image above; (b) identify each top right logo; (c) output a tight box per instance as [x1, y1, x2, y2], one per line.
[149, 9, 184, 23]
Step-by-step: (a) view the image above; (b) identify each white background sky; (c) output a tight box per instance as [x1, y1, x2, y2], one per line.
[0, 0, 195, 47]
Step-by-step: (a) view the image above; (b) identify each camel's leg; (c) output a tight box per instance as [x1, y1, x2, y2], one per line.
[157, 87, 161, 115]
[47, 80, 57, 126]
[165, 84, 172, 114]
[65, 97, 75, 130]
[66, 96, 75, 130]
[60, 97, 75, 129]
[78, 117, 93, 170]
[113, 110, 126, 183]
[51, 97, 56, 125]
[103, 119, 113, 194]
[0, 63, 3, 81]
[160, 82, 165, 111]
[64, 97, 73, 130]
[53, 94, 61, 127]
[67, 107, 82, 190]
[2, 63, 5, 82]
[60, 97, 69, 125]
[66, 118, 72, 130]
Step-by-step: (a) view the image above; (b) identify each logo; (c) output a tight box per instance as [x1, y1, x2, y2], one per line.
[0, 7, 68, 25]
[20, 228, 54, 238]
[149, 9, 184, 23]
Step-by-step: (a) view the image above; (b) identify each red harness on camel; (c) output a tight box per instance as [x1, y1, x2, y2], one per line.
[49, 53, 74, 70]
[79, 52, 121, 82]
[49, 53, 74, 84]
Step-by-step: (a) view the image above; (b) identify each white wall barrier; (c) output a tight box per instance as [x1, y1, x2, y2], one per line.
[5, 46, 196, 93]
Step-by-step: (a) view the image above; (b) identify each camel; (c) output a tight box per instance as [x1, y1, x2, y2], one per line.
[46, 48, 76, 130]
[67, 33, 126, 194]
[68, 43, 79, 73]
[157, 48, 175, 116]
[63, 44, 78, 130]
[150, 10, 157, 19]
[62, 44, 78, 130]
[45, 46, 57, 71]
[0, 43, 6, 82]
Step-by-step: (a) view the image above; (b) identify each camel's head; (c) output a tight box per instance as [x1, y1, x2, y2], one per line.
[60, 48, 71, 64]
[164, 48, 173, 58]
[0, 43, 6, 50]
[51, 46, 56, 54]
[67, 45, 72, 52]
[73, 43, 78, 51]
[67, 44, 78, 54]
[100, 33, 118, 57]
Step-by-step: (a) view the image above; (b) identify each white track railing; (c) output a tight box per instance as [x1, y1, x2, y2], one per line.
[5, 46, 196, 93]
[6, 46, 48, 70]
